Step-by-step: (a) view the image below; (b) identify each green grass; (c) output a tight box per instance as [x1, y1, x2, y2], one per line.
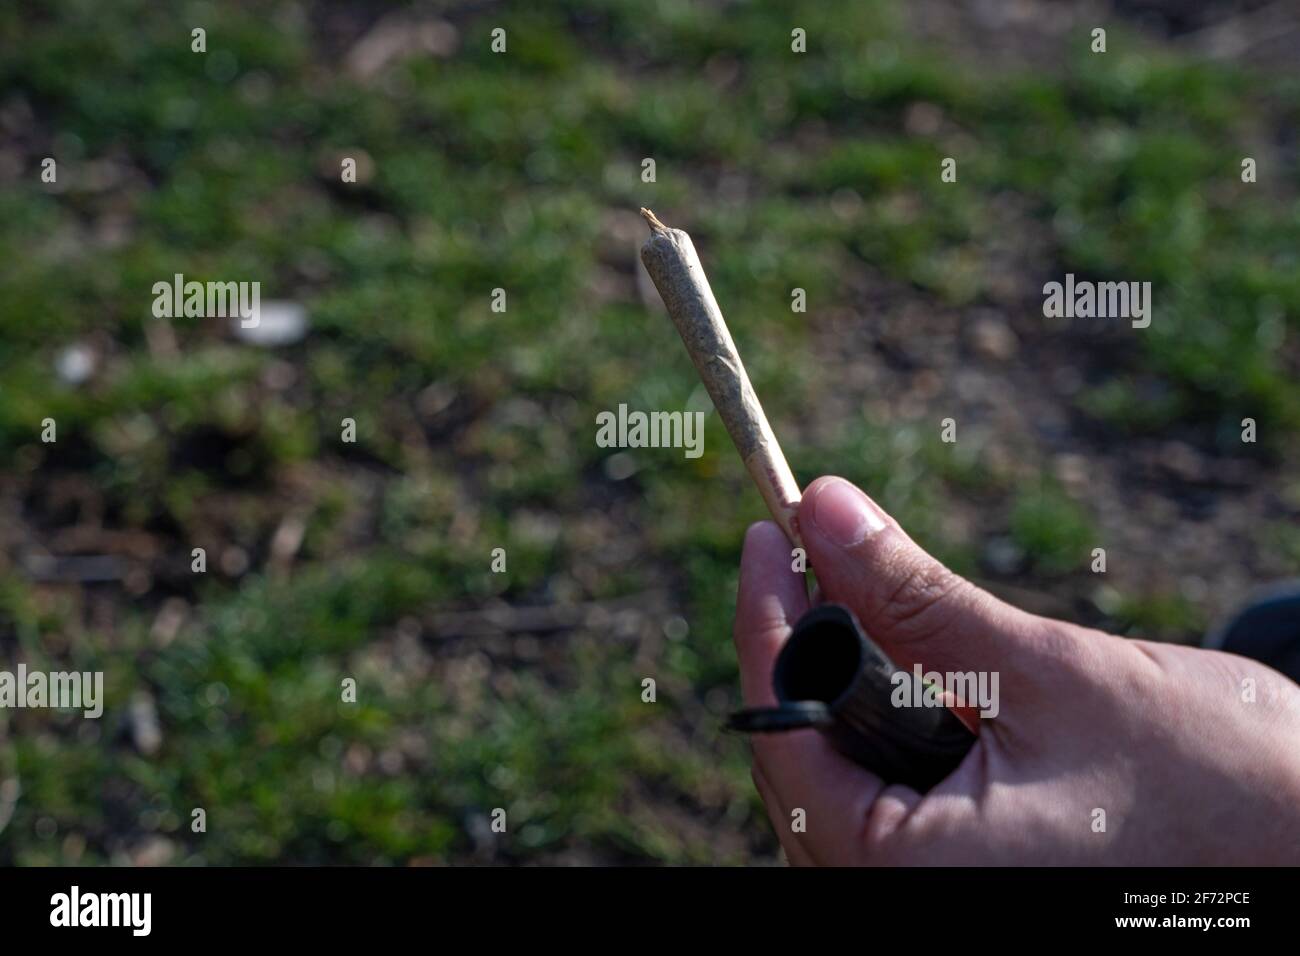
[1010, 479, 1097, 577]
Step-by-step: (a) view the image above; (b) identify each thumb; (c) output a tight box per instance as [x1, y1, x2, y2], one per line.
[797, 476, 1038, 681]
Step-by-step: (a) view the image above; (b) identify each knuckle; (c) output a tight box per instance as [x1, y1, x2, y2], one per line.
[878, 561, 969, 640]
[858, 786, 922, 865]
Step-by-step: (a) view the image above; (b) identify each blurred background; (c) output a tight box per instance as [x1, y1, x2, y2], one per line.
[0, 0, 1297, 865]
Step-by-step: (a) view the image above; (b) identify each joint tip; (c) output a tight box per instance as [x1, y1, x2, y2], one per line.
[639, 207, 669, 233]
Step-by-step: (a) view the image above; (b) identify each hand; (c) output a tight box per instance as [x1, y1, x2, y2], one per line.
[735, 476, 1300, 864]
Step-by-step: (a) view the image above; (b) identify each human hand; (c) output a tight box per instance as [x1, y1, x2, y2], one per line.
[735, 476, 1300, 864]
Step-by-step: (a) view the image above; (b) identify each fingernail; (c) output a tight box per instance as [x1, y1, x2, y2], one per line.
[810, 478, 887, 548]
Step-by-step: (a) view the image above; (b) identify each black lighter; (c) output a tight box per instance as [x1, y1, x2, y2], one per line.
[728, 603, 977, 792]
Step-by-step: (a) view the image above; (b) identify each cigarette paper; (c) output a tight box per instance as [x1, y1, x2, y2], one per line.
[638, 208, 803, 546]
